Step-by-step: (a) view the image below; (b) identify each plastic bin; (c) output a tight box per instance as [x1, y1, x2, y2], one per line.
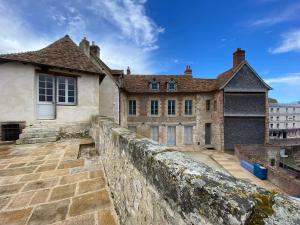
[253, 163, 268, 180]
[240, 160, 254, 174]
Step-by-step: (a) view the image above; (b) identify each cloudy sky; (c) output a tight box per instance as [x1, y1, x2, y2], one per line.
[0, 0, 299, 103]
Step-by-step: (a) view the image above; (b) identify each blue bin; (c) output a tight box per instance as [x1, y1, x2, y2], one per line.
[253, 163, 268, 180]
[240, 160, 254, 174]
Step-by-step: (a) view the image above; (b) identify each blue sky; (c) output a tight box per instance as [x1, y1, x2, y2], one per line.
[0, 0, 299, 103]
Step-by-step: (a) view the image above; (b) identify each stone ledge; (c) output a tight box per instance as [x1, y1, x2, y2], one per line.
[91, 115, 300, 225]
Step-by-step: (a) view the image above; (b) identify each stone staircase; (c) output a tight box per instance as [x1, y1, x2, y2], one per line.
[16, 124, 60, 144]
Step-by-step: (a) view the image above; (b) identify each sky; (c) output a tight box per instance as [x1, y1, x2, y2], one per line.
[0, 0, 299, 103]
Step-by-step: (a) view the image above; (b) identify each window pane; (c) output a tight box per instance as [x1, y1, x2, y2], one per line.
[68, 97, 74, 103]
[39, 75, 46, 82]
[47, 96, 53, 102]
[46, 89, 52, 95]
[68, 90, 74, 97]
[59, 90, 65, 96]
[39, 81, 45, 88]
[39, 88, 45, 95]
[59, 84, 65, 89]
[39, 95, 45, 101]
[59, 96, 65, 102]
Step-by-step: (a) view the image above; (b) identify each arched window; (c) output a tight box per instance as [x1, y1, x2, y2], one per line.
[167, 79, 176, 91]
[150, 79, 159, 91]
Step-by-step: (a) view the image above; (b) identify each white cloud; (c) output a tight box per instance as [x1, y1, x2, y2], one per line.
[87, 0, 164, 49]
[0, 0, 163, 73]
[265, 73, 300, 103]
[251, 3, 300, 27]
[269, 30, 300, 53]
[0, 0, 50, 53]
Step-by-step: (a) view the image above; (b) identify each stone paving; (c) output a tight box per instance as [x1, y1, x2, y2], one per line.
[0, 140, 119, 225]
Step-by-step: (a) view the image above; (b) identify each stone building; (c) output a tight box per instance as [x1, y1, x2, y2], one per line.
[120, 49, 271, 151]
[269, 103, 300, 139]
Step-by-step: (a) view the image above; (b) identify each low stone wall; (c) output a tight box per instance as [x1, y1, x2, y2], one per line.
[235, 144, 300, 197]
[91, 116, 300, 225]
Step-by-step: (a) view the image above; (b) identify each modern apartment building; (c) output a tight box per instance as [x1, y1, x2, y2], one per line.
[269, 103, 300, 139]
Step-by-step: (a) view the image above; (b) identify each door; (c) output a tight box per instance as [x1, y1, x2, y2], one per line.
[167, 126, 176, 146]
[184, 126, 193, 144]
[37, 74, 55, 119]
[151, 126, 159, 142]
[205, 123, 211, 145]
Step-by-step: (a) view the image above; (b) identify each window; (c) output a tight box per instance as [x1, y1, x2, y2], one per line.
[168, 100, 176, 115]
[286, 123, 288, 128]
[277, 108, 279, 112]
[293, 116, 295, 121]
[276, 116, 279, 121]
[206, 100, 211, 111]
[57, 77, 76, 104]
[286, 116, 288, 120]
[270, 124, 273, 129]
[185, 100, 193, 115]
[293, 107, 296, 112]
[270, 159, 276, 167]
[270, 116, 273, 121]
[293, 123, 295, 128]
[128, 100, 136, 115]
[184, 126, 193, 144]
[167, 79, 176, 91]
[286, 107, 288, 112]
[150, 80, 159, 91]
[276, 123, 279, 129]
[151, 100, 158, 115]
[39, 74, 54, 102]
[271, 108, 273, 112]
[151, 126, 159, 142]
[128, 126, 137, 132]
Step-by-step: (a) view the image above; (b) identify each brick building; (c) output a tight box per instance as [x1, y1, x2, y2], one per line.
[120, 49, 271, 151]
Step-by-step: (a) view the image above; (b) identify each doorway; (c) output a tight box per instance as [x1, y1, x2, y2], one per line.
[205, 123, 211, 145]
[167, 126, 176, 146]
[37, 74, 55, 119]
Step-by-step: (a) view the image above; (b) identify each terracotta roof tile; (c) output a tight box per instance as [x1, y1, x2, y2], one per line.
[0, 35, 101, 75]
[122, 74, 221, 93]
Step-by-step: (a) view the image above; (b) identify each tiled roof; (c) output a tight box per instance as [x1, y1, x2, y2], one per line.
[0, 35, 101, 75]
[122, 72, 234, 93]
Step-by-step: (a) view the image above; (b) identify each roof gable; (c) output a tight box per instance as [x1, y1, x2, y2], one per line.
[0, 35, 101, 75]
[220, 62, 272, 91]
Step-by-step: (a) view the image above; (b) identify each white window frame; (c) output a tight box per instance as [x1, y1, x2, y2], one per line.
[128, 100, 136, 116]
[151, 100, 158, 115]
[57, 76, 77, 105]
[185, 100, 193, 115]
[168, 100, 176, 115]
[150, 80, 159, 91]
[151, 126, 159, 142]
[167, 80, 176, 91]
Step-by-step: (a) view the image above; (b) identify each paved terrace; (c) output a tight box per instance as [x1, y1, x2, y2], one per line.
[0, 140, 118, 225]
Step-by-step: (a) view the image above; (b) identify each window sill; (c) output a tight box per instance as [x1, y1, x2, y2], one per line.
[57, 103, 77, 106]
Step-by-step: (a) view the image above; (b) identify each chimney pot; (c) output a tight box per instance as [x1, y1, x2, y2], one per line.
[233, 48, 245, 68]
[90, 41, 100, 58]
[127, 66, 131, 75]
[79, 37, 90, 57]
[184, 65, 192, 77]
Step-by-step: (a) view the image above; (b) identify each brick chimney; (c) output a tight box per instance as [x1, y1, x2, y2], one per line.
[127, 66, 131, 75]
[184, 65, 192, 77]
[90, 41, 100, 58]
[233, 48, 245, 68]
[79, 37, 90, 57]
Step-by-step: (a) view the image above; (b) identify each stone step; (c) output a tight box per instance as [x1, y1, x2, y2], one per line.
[19, 132, 58, 139]
[16, 136, 57, 145]
[23, 127, 60, 133]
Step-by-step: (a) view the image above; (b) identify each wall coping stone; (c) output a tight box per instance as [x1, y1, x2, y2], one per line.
[92, 115, 300, 225]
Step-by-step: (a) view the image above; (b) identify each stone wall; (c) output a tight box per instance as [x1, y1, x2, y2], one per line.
[90, 116, 300, 225]
[235, 144, 300, 197]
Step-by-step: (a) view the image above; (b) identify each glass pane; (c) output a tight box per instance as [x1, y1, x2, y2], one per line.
[59, 84, 65, 90]
[68, 97, 74, 103]
[48, 82, 53, 88]
[39, 81, 45, 88]
[39, 75, 45, 81]
[68, 85, 74, 91]
[47, 96, 53, 102]
[46, 89, 52, 95]
[68, 78, 75, 85]
[39, 88, 45, 95]
[59, 96, 65, 102]
[68, 91, 74, 97]
[59, 90, 65, 96]
[39, 95, 45, 101]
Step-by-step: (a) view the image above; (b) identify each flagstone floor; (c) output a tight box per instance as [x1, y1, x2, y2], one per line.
[0, 140, 118, 225]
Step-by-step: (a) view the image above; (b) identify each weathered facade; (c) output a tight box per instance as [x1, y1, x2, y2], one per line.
[120, 49, 271, 151]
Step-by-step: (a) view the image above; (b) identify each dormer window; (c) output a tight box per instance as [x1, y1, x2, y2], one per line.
[168, 79, 176, 91]
[150, 79, 159, 91]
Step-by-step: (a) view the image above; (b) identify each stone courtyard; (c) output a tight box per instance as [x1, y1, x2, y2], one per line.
[0, 140, 118, 225]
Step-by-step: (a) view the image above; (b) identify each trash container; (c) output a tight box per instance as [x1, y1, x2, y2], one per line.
[253, 163, 268, 180]
[240, 160, 254, 174]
